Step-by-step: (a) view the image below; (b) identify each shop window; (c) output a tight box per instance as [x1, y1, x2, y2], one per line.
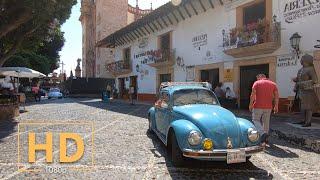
[159, 33, 171, 50]
[243, 0, 266, 26]
[123, 47, 131, 63]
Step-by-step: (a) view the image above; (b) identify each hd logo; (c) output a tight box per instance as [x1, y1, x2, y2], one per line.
[18, 122, 94, 172]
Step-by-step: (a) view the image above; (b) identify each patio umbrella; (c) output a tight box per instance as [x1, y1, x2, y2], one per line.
[0, 67, 46, 93]
[0, 67, 46, 78]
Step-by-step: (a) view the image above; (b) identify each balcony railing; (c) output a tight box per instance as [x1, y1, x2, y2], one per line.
[222, 20, 281, 58]
[142, 49, 175, 68]
[105, 60, 132, 76]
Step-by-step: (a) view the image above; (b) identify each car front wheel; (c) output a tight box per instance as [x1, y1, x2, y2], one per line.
[170, 132, 185, 167]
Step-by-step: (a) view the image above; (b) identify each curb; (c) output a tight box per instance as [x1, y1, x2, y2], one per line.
[270, 128, 320, 153]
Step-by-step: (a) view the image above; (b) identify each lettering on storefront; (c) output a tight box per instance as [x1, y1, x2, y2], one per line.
[283, 0, 320, 23]
[277, 55, 298, 67]
[134, 50, 172, 65]
[192, 34, 207, 50]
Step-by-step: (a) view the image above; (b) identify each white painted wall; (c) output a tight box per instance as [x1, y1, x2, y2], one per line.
[112, 0, 320, 98]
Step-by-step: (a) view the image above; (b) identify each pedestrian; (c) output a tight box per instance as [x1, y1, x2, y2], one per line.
[129, 85, 135, 105]
[293, 54, 320, 127]
[32, 83, 40, 102]
[249, 74, 279, 146]
[226, 87, 236, 100]
[106, 83, 112, 99]
[214, 82, 225, 99]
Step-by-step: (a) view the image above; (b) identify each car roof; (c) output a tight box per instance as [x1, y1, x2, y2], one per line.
[161, 85, 210, 94]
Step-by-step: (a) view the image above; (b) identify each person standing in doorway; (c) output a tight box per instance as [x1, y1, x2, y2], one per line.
[129, 85, 135, 105]
[249, 74, 279, 146]
[214, 82, 225, 99]
[106, 83, 112, 99]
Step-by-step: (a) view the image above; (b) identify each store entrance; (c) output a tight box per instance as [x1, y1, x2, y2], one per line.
[118, 78, 125, 99]
[240, 64, 269, 109]
[159, 74, 171, 84]
[200, 69, 219, 90]
[130, 76, 138, 99]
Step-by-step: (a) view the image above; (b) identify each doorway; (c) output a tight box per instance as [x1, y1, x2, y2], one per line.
[130, 76, 138, 99]
[240, 64, 269, 109]
[118, 78, 125, 98]
[159, 73, 171, 87]
[200, 69, 219, 90]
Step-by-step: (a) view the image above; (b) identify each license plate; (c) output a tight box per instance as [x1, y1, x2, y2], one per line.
[227, 150, 246, 164]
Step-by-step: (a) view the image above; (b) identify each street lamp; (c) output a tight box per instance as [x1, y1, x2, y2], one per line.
[171, 0, 182, 6]
[290, 32, 302, 58]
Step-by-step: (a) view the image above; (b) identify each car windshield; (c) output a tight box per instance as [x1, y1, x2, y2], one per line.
[50, 88, 60, 92]
[173, 89, 218, 106]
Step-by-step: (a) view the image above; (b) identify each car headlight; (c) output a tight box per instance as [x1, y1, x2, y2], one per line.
[248, 128, 259, 142]
[188, 130, 202, 146]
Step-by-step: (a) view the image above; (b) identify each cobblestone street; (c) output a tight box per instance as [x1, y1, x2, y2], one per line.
[0, 98, 319, 180]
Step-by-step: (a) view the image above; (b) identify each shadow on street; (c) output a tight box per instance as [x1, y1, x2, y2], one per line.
[0, 119, 18, 142]
[146, 131, 274, 180]
[78, 99, 152, 119]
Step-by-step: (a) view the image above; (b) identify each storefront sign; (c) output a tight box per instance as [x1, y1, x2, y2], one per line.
[192, 34, 207, 50]
[277, 55, 298, 67]
[224, 69, 233, 82]
[283, 0, 320, 23]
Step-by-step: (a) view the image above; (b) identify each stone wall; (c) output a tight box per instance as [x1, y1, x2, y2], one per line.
[95, 0, 128, 78]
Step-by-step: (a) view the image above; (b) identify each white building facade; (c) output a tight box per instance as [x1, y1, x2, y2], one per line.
[98, 0, 320, 111]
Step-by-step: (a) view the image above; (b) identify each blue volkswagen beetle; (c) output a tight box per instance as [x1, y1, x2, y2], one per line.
[148, 82, 264, 166]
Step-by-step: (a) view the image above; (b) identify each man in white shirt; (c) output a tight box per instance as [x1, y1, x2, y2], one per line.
[226, 87, 236, 99]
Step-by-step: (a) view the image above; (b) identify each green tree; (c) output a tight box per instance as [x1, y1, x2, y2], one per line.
[0, 0, 76, 66]
[4, 52, 52, 75]
[3, 26, 65, 74]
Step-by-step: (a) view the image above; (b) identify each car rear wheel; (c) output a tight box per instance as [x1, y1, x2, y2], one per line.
[170, 132, 185, 167]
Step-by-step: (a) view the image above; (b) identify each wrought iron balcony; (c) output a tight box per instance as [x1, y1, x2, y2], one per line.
[105, 60, 132, 76]
[222, 20, 281, 58]
[142, 49, 175, 68]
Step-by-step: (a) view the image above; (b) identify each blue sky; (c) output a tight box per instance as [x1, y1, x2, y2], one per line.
[58, 0, 170, 76]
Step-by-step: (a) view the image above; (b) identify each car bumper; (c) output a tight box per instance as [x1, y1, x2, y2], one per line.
[183, 146, 264, 160]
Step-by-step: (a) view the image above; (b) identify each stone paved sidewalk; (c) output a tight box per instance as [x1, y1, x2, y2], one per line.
[234, 110, 320, 153]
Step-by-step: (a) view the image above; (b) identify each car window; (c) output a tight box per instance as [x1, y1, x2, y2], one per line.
[50, 88, 60, 92]
[173, 89, 218, 106]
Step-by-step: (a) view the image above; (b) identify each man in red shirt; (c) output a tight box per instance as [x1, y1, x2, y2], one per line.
[249, 74, 279, 145]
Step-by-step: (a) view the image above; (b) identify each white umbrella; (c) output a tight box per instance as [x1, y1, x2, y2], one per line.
[0, 67, 46, 78]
